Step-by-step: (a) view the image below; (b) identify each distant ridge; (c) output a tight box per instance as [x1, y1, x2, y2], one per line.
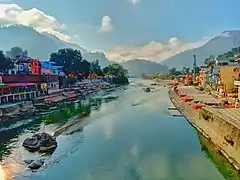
[121, 59, 168, 76]
[0, 25, 110, 67]
[162, 30, 240, 68]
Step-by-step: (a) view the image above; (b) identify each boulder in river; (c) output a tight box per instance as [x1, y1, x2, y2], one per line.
[24, 159, 34, 164]
[28, 159, 45, 170]
[150, 83, 157, 86]
[22, 132, 57, 153]
[144, 87, 151, 92]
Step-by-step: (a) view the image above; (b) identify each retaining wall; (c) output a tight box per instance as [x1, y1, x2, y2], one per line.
[169, 89, 240, 171]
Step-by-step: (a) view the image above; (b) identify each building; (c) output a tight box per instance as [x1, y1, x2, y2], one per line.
[40, 61, 64, 76]
[0, 56, 66, 103]
[8, 56, 41, 75]
[0, 82, 39, 104]
[218, 66, 238, 95]
[40, 61, 65, 93]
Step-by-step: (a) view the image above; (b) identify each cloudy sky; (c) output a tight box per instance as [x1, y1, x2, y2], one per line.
[0, 0, 240, 62]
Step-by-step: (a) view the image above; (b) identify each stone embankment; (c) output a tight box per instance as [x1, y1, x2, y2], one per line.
[169, 86, 240, 171]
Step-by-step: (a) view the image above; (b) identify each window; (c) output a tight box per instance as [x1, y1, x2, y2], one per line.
[18, 65, 23, 71]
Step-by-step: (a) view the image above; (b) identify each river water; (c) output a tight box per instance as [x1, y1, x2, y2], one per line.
[0, 79, 238, 180]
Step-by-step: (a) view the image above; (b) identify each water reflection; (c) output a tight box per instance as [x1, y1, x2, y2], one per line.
[12, 83, 226, 180]
[0, 90, 121, 179]
[197, 132, 240, 180]
[0, 80, 237, 180]
[0, 165, 6, 180]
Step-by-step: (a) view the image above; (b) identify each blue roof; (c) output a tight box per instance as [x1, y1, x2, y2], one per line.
[40, 61, 63, 71]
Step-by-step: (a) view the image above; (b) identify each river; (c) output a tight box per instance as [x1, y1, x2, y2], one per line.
[0, 79, 238, 180]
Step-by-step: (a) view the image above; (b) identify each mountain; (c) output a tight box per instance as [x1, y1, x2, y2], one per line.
[162, 31, 240, 68]
[121, 59, 168, 77]
[82, 52, 110, 68]
[0, 25, 110, 67]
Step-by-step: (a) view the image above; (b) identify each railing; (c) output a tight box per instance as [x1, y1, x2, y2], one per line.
[0, 91, 37, 98]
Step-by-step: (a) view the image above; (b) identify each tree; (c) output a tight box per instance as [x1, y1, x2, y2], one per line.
[204, 55, 216, 87]
[192, 66, 200, 75]
[6, 47, 28, 58]
[181, 67, 190, 75]
[49, 48, 90, 78]
[217, 51, 235, 60]
[223, 51, 235, 58]
[103, 63, 128, 76]
[90, 59, 103, 75]
[103, 63, 129, 84]
[0, 51, 14, 72]
[204, 55, 215, 67]
[80, 59, 91, 79]
[169, 68, 176, 75]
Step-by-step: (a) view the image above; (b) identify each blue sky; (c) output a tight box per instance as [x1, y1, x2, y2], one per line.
[1, 0, 240, 61]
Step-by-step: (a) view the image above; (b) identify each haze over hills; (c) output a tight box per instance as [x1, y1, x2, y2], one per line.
[0, 25, 109, 67]
[121, 59, 168, 77]
[162, 31, 240, 68]
[3, 25, 239, 73]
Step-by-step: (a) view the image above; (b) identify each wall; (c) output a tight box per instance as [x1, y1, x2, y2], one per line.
[3, 75, 59, 83]
[170, 90, 240, 170]
[220, 66, 237, 93]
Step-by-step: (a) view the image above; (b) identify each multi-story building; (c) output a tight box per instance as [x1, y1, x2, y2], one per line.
[40, 61, 65, 93]
[0, 56, 65, 104]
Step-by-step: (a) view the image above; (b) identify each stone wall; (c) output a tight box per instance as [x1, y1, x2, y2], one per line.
[169, 89, 240, 171]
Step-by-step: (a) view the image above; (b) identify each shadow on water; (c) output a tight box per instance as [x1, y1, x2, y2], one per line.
[197, 131, 240, 180]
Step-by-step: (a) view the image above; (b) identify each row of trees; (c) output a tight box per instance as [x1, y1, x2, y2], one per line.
[0, 47, 129, 85]
[0, 47, 29, 72]
[168, 66, 200, 76]
[50, 48, 129, 84]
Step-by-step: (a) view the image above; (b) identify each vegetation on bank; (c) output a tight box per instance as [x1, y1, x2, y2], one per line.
[103, 63, 129, 85]
[198, 132, 240, 180]
[0, 47, 129, 85]
[168, 66, 200, 77]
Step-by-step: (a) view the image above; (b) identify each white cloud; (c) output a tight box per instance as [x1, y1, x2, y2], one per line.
[129, 0, 140, 5]
[99, 16, 113, 33]
[0, 3, 71, 42]
[105, 37, 209, 62]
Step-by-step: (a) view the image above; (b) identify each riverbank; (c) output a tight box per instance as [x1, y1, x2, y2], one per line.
[0, 79, 116, 122]
[169, 86, 240, 172]
[0, 86, 123, 178]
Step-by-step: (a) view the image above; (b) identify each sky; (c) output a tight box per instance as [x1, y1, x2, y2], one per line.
[0, 0, 240, 62]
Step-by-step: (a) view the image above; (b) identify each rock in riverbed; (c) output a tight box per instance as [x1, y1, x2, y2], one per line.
[24, 159, 34, 164]
[27, 159, 45, 170]
[22, 132, 57, 153]
[144, 87, 151, 92]
[65, 127, 84, 135]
